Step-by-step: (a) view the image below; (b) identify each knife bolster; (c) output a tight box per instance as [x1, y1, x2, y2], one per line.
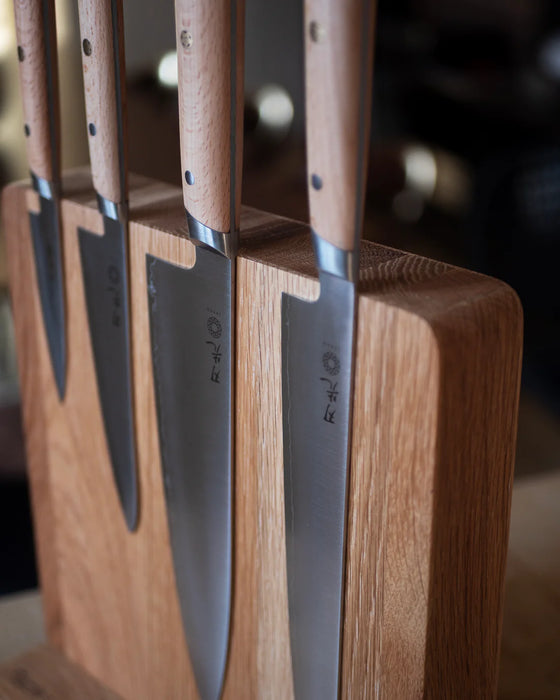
[186, 210, 236, 258]
[96, 193, 128, 223]
[31, 171, 56, 202]
[311, 230, 358, 282]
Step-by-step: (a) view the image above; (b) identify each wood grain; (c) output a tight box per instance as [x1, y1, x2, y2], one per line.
[3, 174, 522, 698]
[76, 0, 126, 204]
[176, 0, 244, 232]
[13, 0, 59, 183]
[305, 0, 375, 251]
[2, 183, 64, 649]
[0, 645, 122, 699]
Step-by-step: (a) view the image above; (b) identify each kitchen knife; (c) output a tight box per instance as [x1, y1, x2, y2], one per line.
[282, 1, 375, 697]
[13, 0, 66, 399]
[76, 0, 138, 531]
[146, 1, 244, 698]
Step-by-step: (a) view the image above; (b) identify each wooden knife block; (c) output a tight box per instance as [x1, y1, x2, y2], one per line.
[2, 171, 522, 699]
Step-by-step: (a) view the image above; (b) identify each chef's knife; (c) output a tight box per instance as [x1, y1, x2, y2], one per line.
[282, 1, 375, 697]
[146, 1, 244, 698]
[76, 0, 138, 531]
[13, 0, 66, 399]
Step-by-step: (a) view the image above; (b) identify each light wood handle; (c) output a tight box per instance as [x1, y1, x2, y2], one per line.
[13, 0, 60, 184]
[77, 0, 127, 205]
[305, 0, 375, 252]
[175, 0, 244, 233]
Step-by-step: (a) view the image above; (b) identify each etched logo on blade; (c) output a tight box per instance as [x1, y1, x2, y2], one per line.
[321, 347, 340, 424]
[107, 264, 122, 328]
[206, 314, 223, 383]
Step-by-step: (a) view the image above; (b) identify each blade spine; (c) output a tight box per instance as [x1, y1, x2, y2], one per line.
[336, 296, 357, 698]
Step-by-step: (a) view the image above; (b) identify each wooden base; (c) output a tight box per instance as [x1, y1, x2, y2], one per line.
[2, 171, 522, 698]
[0, 645, 121, 699]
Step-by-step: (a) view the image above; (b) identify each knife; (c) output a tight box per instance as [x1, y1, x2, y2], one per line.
[13, 0, 66, 399]
[282, 1, 375, 697]
[146, 1, 244, 698]
[76, 0, 138, 531]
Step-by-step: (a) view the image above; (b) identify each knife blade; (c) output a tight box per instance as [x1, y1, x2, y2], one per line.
[76, 0, 138, 531]
[13, 0, 66, 399]
[146, 2, 244, 698]
[282, 1, 375, 697]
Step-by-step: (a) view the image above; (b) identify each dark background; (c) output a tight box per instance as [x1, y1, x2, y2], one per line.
[0, 0, 557, 683]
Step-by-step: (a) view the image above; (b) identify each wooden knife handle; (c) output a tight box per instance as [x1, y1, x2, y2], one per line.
[76, 0, 127, 205]
[13, 0, 60, 185]
[305, 0, 375, 252]
[175, 0, 245, 234]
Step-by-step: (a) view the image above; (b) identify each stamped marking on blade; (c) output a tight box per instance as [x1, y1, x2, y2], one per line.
[106, 263, 123, 328]
[320, 345, 342, 424]
[206, 310, 223, 383]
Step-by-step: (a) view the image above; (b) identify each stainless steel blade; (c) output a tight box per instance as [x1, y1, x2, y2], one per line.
[30, 194, 66, 398]
[147, 246, 232, 700]
[78, 216, 137, 531]
[282, 271, 356, 699]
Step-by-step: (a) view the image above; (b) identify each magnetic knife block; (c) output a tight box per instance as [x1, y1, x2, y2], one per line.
[2, 170, 522, 699]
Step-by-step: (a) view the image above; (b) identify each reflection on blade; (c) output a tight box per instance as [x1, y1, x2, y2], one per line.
[147, 247, 232, 700]
[78, 216, 138, 531]
[282, 272, 355, 699]
[30, 195, 66, 398]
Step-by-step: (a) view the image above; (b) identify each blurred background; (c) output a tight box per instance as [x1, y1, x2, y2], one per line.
[0, 0, 558, 695]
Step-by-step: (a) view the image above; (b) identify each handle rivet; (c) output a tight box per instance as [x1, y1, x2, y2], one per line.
[180, 30, 193, 49]
[24, 124, 30, 137]
[17, 46, 25, 62]
[83, 39, 92, 56]
[89, 123, 96, 136]
[311, 173, 323, 190]
[185, 170, 195, 185]
[309, 21, 325, 43]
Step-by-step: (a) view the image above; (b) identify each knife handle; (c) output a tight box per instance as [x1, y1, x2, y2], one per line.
[13, 0, 60, 186]
[305, 0, 375, 254]
[77, 0, 127, 206]
[175, 0, 244, 235]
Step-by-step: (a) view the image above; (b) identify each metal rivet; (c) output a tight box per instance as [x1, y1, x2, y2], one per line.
[17, 46, 25, 62]
[180, 30, 193, 49]
[311, 173, 323, 190]
[88, 123, 96, 136]
[185, 170, 194, 185]
[24, 124, 30, 137]
[83, 39, 92, 56]
[309, 21, 324, 43]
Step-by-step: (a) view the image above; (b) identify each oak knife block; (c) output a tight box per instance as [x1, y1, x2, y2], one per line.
[2, 170, 522, 699]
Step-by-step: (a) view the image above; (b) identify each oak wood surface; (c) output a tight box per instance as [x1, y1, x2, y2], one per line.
[0, 645, 122, 699]
[3, 173, 522, 698]
[13, 0, 59, 183]
[305, 0, 375, 251]
[76, 0, 126, 204]
[176, 0, 245, 232]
